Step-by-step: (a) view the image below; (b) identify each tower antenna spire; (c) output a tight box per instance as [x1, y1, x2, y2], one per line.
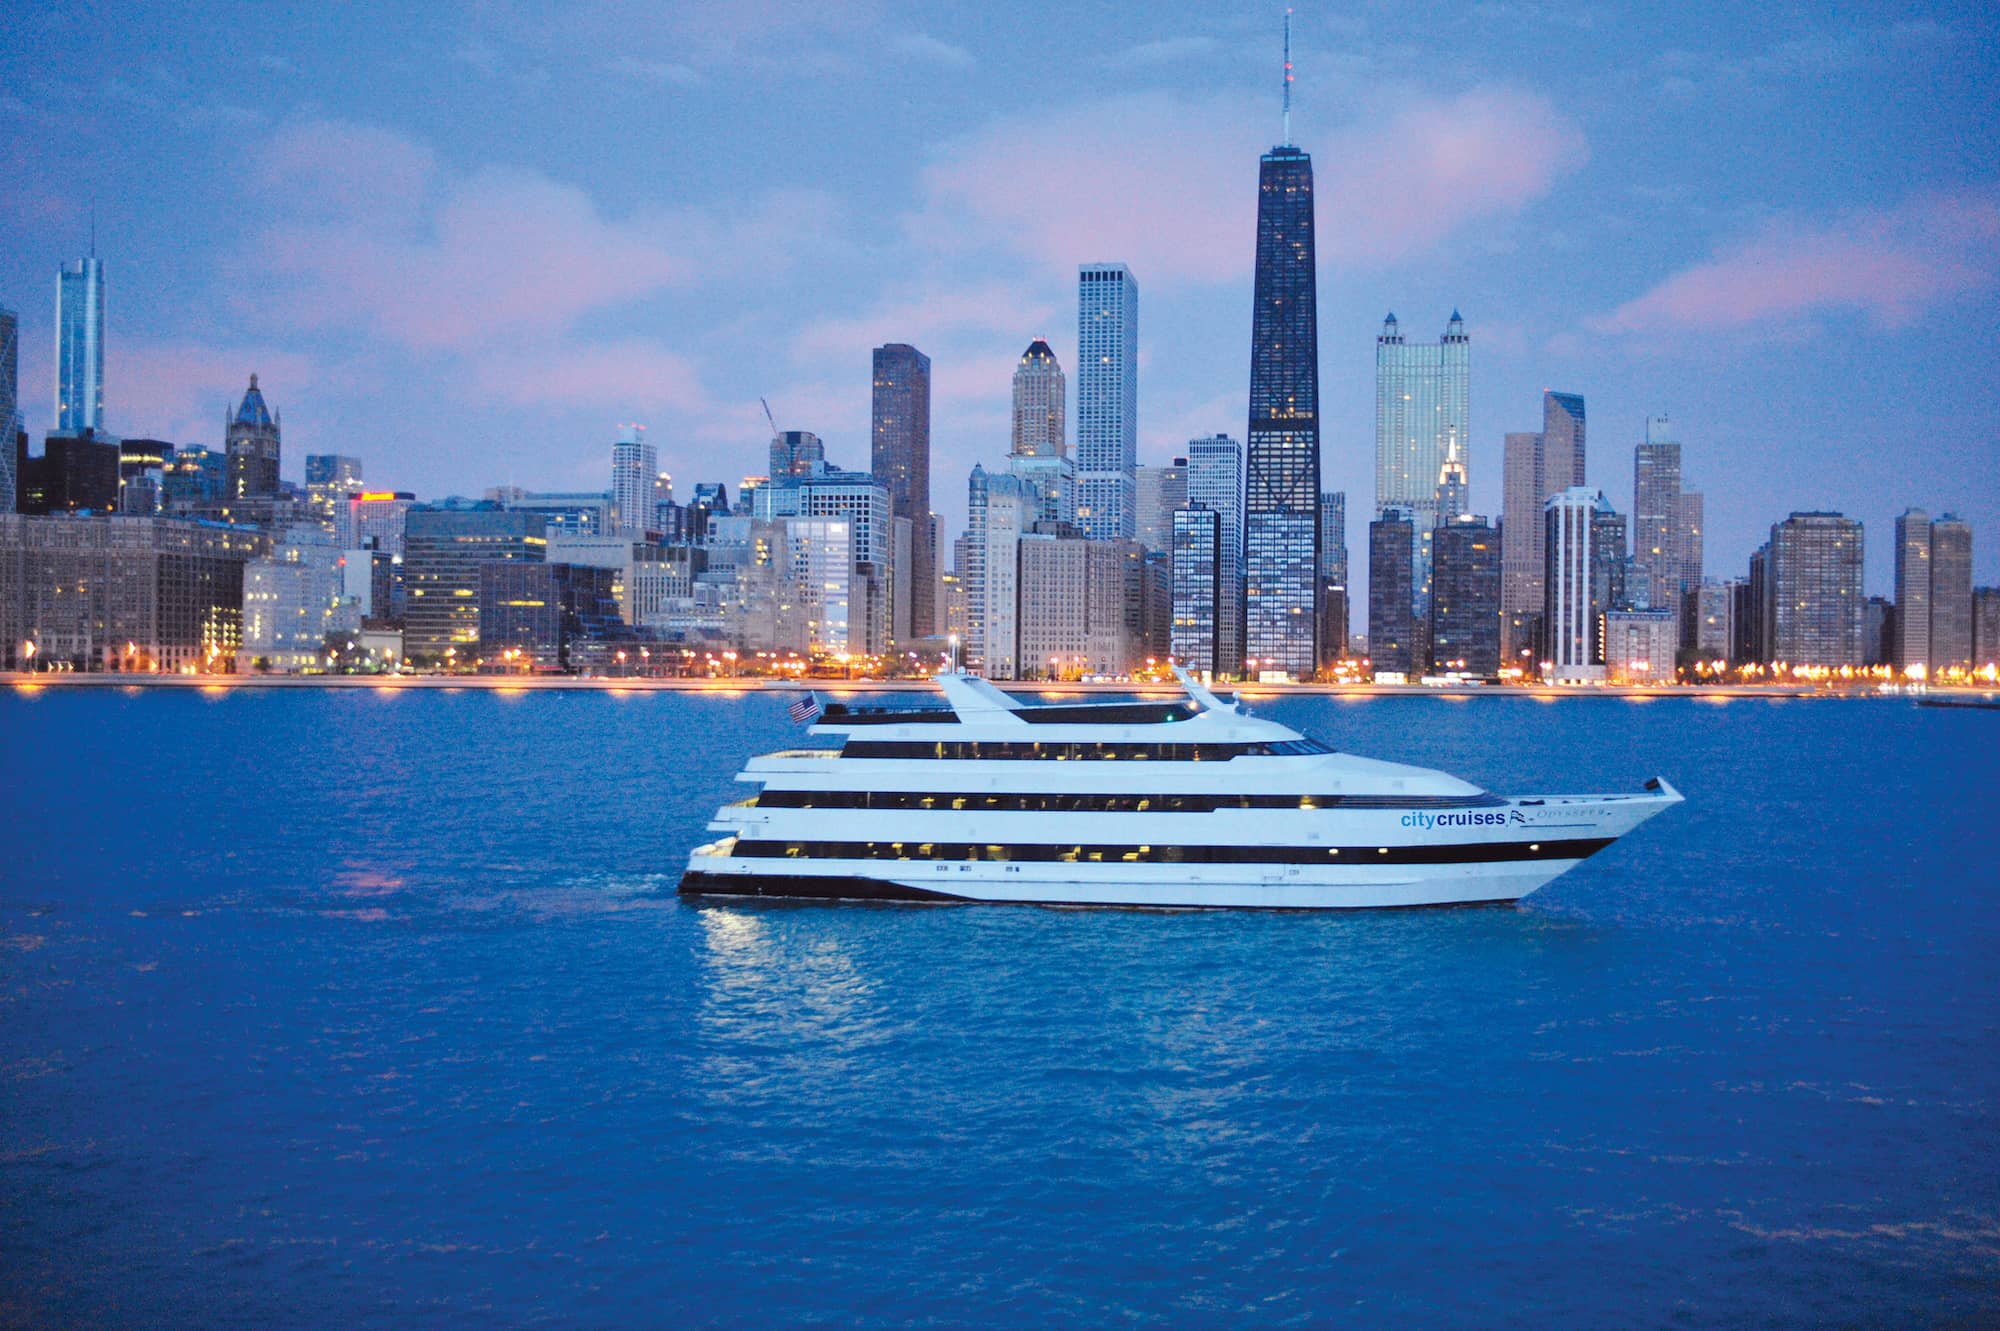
[1282, 8, 1293, 145]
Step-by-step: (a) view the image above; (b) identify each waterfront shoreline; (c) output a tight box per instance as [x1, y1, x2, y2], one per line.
[5, 670, 1991, 702]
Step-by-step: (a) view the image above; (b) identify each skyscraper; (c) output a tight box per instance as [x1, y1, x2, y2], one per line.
[1243, 130, 1319, 678]
[1186, 433, 1245, 676]
[1543, 487, 1618, 680]
[225, 374, 281, 500]
[57, 256, 105, 435]
[1319, 490, 1348, 665]
[1367, 510, 1416, 677]
[1320, 491, 1348, 590]
[1430, 515, 1500, 677]
[1681, 489, 1704, 594]
[1768, 512, 1865, 667]
[1008, 339, 1075, 527]
[1633, 416, 1703, 616]
[1134, 459, 1187, 555]
[610, 424, 656, 536]
[978, 473, 1038, 678]
[1011, 338, 1065, 458]
[1543, 391, 1586, 493]
[1171, 506, 1220, 675]
[961, 464, 991, 669]
[1373, 311, 1470, 591]
[1928, 515, 1973, 674]
[1499, 391, 1587, 658]
[1499, 429, 1543, 657]
[1892, 508, 1931, 673]
[0, 304, 18, 513]
[1633, 426, 1681, 611]
[1590, 503, 1629, 645]
[1076, 267, 1137, 542]
[1973, 587, 2000, 669]
[872, 343, 933, 636]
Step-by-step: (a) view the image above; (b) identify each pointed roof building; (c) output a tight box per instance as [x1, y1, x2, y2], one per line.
[226, 372, 282, 501]
[233, 372, 276, 430]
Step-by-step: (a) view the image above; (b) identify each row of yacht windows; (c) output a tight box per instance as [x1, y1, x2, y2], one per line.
[731, 837, 1605, 865]
[752, 790, 1506, 813]
[837, 738, 1334, 761]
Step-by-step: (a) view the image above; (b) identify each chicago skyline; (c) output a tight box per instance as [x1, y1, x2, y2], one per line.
[2, 6, 1997, 605]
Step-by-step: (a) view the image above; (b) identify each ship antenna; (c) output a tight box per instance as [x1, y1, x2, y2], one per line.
[1282, 8, 1293, 146]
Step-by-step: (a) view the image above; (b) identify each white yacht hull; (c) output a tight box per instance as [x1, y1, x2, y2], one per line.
[682, 859, 1573, 909]
[680, 787, 1680, 910]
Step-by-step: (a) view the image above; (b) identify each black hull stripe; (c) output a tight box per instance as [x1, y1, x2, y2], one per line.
[723, 837, 1615, 867]
[677, 871, 1526, 911]
[681, 871, 966, 903]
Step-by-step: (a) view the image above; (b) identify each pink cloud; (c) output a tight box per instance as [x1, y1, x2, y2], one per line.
[244, 120, 841, 368]
[250, 122, 684, 351]
[792, 283, 1059, 364]
[916, 86, 1586, 285]
[1591, 189, 2000, 334]
[1318, 87, 1588, 265]
[470, 339, 709, 412]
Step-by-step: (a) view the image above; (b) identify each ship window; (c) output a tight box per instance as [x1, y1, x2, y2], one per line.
[727, 837, 1606, 866]
[757, 789, 1505, 812]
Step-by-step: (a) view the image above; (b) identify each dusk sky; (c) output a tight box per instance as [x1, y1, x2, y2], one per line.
[3, 0, 1996, 594]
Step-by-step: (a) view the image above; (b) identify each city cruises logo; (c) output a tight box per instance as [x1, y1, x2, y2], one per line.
[1400, 810, 1514, 829]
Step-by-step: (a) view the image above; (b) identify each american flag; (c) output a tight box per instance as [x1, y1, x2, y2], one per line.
[789, 694, 823, 726]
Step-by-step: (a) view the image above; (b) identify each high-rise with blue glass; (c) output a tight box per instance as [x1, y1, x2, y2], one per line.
[1243, 58, 1320, 678]
[57, 256, 105, 435]
[1076, 265, 1137, 542]
[1374, 312, 1469, 612]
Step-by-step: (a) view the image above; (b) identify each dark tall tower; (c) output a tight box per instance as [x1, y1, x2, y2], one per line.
[1368, 510, 1416, 677]
[871, 343, 933, 638]
[226, 373, 281, 500]
[1243, 17, 1320, 679]
[0, 303, 17, 513]
[1431, 515, 1501, 677]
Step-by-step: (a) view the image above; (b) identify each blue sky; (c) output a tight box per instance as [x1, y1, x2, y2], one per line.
[3, 1, 1996, 593]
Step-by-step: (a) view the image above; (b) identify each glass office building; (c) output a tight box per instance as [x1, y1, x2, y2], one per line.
[57, 257, 105, 435]
[1076, 266, 1137, 542]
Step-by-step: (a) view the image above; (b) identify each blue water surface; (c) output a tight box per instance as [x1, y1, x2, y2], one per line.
[0, 686, 1994, 1327]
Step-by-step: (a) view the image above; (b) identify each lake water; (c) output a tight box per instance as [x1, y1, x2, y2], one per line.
[1, 686, 1994, 1327]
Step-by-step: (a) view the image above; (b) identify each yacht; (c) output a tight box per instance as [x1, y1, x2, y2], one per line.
[679, 670, 1683, 909]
